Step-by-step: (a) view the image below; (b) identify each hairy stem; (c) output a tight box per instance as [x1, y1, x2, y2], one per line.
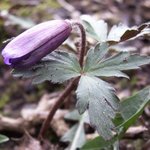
[38, 21, 86, 140]
[72, 21, 86, 68]
[38, 78, 78, 140]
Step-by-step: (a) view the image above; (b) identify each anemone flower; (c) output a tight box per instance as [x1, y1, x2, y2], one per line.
[2, 20, 72, 69]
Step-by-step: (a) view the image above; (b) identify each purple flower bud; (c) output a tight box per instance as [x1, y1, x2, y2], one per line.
[2, 20, 72, 69]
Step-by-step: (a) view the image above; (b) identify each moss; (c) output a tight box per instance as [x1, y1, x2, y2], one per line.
[0, 0, 11, 10]
[15, 7, 32, 17]
[12, 0, 60, 20]
[120, 79, 129, 88]
[0, 93, 9, 109]
[45, 0, 60, 9]
[0, 20, 10, 43]
[0, 81, 19, 109]
[130, 76, 138, 86]
[133, 139, 144, 150]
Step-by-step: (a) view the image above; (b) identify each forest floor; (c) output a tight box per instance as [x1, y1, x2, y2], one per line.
[0, 0, 150, 149]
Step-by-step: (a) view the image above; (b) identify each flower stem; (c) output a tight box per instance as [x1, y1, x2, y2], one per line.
[72, 21, 86, 68]
[38, 21, 86, 141]
[38, 77, 78, 140]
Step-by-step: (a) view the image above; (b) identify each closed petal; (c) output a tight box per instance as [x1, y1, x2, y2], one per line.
[2, 20, 72, 65]
[11, 25, 72, 68]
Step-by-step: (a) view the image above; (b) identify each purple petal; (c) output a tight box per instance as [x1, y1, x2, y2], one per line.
[11, 25, 72, 68]
[2, 20, 72, 65]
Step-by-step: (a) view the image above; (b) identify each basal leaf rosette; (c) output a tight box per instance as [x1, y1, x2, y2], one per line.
[76, 75, 119, 140]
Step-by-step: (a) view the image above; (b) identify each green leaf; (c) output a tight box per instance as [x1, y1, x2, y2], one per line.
[110, 45, 137, 52]
[76, 75, 119, 140]
[0, 134, 9, 144]
[64, 110, 89, 123]
[81, 136, 116, 150]
[61, 124, 80, 142]
[12, 51, 81, 84]
[84, 42, 109, 72]
[107, 23, 149, 43]
[81, 87, 150, 150]
[107, 23, 130, 42]
[98, 53, 150, 71]
[1, 10, 35, 29]
[64, 110, 81, 121]
[81, 15, 149, 44]
[84, 44, 150, 79]
[118, 86, 150, 130]
[81, 15, 108, 42]
[61, 113, 87, 150]
[120, 22, 149, 42]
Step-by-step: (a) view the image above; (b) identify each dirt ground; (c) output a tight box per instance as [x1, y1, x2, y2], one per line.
[0, 0, 150, 149]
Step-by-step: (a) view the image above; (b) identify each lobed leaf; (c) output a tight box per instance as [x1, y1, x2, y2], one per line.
[107, 23, 129, 42]
[83, 42, 109, 72]
[82, 87, 150, 150]
[76, 75, 119, 140]
[98, 53, 150, 71]
[81, 15, 149, 44]
[61, 113, 87, 150]
[64, 109, 89, 123]
[81, 15, 108, 42]
[12, 51, 81, 84]
[0, 10, 35, 29]
[81, 136, 116, 150]
[84, 44, 150, 79]
[0, 134, 9, 144]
